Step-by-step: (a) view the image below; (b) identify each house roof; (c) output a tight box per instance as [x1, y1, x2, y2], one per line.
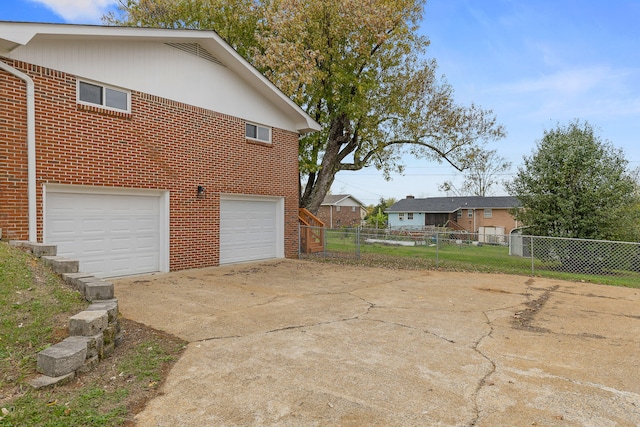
[386, 196, 521, 213]
[0, 21, 320, 134]
[321, 194, 366, 207]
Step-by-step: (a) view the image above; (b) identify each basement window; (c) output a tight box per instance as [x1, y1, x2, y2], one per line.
[78, 80, 130, 112]
[246, 122, 271, 143]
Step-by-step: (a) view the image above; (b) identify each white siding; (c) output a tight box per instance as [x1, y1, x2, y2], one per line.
[9, 39, 297, 132]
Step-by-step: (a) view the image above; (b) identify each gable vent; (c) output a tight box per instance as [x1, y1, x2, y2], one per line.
[165, 43, 225, 67]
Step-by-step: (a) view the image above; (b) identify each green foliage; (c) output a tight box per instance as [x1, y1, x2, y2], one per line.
[364, 197, 396, 228]
[506, 120, 640, 241]
[104, 0, 506, 213]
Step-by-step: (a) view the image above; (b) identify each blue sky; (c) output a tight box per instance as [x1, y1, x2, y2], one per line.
[2, 0, 640, 205]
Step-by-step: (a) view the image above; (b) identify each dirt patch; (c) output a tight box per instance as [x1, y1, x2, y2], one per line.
[511, 285, 559, 332]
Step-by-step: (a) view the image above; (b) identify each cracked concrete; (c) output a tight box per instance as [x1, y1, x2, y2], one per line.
[113, 259, 640, 426]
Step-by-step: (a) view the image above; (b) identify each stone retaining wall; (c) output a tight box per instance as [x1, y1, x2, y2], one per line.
[9, 241, 123, 388]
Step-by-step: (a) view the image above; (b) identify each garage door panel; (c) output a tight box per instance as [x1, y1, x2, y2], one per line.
[45, 189, 163, 278]
[220, 198, 281, 264]
[83, 218, 109, 234]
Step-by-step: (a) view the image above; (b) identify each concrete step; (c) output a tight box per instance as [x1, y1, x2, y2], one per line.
[69, 310, 108, 336]
[37, 338, 87, 377]
[9, 240, 57, 257]
[87, 299, 119, 323]
[41, 256, 79, 274]
[61, 272, 95, 291]
[81, 278, 115, 301]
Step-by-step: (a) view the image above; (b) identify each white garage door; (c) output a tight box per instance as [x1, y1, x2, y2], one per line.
[220, 196, 283, 264]
[45, 187, 166, 278]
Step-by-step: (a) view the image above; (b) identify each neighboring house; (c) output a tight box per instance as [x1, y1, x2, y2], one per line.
[386, 196, 521, 238]
[0, 22, 319, 277]
[317, 194, 367, 228]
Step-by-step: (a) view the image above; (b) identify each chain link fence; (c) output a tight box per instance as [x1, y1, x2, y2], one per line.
[299, 226, 640, 286]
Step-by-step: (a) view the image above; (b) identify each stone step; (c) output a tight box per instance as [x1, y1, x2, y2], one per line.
[61, 272, 95, 291]
[37, 338, 87, 377]
[87, 299, 119, 323]
[81, 278, 115, 301]
[9, 241, 57, 257]
[65, 334, 104, 359]
[41, 256, 79, 274]
[69, 310, 108, 336]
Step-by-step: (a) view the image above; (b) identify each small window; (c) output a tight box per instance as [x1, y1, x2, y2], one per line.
[352, 206, 356, 212]
[399, 213, 405, 221]
[336, 206, 341, 212]
[457, 210, 462, 218]
[246, 122, 272, 143]
[484, 209, 492, 218]
[468, 209, 473, 218]
[78, 80, 130, 112]
[407, 213, 414, 220]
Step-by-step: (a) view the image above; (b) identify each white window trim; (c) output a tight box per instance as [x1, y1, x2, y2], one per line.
[245, 122, 272, 143]
[484, 208, 492, 218]
[77, 79, 131, 113]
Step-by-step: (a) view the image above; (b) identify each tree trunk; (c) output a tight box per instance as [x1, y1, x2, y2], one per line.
[302, 162, 337, 214]
[300, 115, 350, 214]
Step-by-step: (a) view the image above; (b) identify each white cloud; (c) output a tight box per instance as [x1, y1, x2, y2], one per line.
[29, 0, 118, 24]
[494, 66, 640, 120]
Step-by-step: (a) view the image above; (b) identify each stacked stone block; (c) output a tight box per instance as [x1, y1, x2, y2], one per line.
[9, 241, 123, 388]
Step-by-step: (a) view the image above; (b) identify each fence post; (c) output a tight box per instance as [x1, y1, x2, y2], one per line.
[356, 227, 361, 259]
[298, 224, 301, 259]
[436, 232, 439, 267]
[322, 227, 327, 257]
[530, 235, 534, 276]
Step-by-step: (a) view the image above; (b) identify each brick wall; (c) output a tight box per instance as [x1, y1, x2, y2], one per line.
[454, 208, 518, 233]
[0, 58, 300, 270]
[316, 206, 363, 228]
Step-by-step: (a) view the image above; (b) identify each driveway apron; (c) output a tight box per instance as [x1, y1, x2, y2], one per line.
[113, 260, 640, 426]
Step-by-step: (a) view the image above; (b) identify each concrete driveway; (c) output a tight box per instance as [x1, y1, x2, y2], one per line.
[113, 260, 640, 426]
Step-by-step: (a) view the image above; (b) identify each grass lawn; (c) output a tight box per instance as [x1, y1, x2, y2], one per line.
[314, 231, 640, 288]
[0, 242, 186, 426]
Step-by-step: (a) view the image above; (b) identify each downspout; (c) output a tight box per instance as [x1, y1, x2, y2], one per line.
[1, 61, 36, 241]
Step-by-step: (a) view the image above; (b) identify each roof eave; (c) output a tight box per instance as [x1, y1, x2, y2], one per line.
[0, 21, 321, 134]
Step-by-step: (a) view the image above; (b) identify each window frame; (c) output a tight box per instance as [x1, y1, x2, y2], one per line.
[77, 79, 131, 113]
[398, 213, 405, 221]
[484, 209, 492, 218]
[468, 209, 473, 218]
[245, 122, 272, 144]
[407, 213, 414, 220]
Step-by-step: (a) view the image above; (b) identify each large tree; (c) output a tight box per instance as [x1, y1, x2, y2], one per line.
[506, 120, 640, 241]
[106, 0, 505, 213]
[438, 148, 511, 196]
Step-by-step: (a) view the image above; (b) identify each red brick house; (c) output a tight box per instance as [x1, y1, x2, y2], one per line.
[0, 22, 319, 277]
[317, 194, 367, 228]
